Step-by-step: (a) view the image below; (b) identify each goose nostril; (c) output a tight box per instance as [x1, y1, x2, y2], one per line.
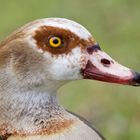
[101, 58, 111, 66]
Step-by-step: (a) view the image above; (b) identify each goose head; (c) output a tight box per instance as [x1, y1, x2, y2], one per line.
[1, 18, 140, 94]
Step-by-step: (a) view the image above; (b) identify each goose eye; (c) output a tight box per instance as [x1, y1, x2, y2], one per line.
[49, 36, 62, 48]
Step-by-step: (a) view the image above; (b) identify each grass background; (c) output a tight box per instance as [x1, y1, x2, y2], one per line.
[0, 0, 140, 139]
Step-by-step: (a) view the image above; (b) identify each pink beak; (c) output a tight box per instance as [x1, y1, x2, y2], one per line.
[81, 44, 140, 86]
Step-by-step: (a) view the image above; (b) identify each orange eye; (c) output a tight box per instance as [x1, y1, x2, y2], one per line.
[49, 36, 62, 48]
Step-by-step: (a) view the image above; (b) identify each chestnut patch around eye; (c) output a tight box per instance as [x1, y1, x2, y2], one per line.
[33, 26, 95, 55]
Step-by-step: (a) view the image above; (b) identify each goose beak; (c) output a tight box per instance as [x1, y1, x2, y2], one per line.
[81, 44, 140, 86]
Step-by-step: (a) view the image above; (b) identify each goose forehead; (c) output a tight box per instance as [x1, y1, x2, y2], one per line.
[26, 18, 92, 40]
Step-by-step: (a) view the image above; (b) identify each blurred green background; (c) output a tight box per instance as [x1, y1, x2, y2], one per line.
[0, 0, 140, 139]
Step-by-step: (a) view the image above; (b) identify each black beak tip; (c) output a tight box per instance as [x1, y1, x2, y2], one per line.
[132, 71, 140, 86]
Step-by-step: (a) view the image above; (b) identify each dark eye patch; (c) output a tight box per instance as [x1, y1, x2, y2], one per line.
[33, 26, 95, 55]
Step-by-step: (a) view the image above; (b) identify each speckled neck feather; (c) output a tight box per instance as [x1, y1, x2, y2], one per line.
[0, 86, 75, 136]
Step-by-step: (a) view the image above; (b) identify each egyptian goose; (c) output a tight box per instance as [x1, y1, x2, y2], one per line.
[0, 18, 139, 140]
